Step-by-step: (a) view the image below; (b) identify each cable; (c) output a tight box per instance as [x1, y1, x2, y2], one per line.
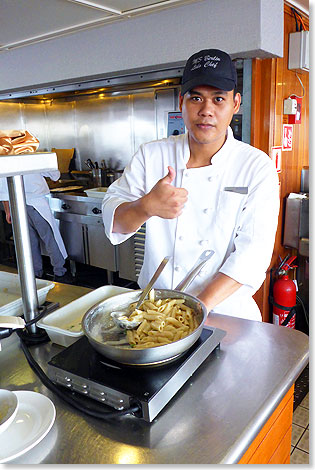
[291, 7, 307, 31]
[289, 73, 305, 99]
[295, 11, 307, 31]
[16, 331, 141, 419]
[291, 7, 300, 31]
[296, 294, 309, 328]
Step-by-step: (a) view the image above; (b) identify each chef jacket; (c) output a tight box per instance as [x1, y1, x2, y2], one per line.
[102, 127, 280, 321]
[0, 171, 67, 259]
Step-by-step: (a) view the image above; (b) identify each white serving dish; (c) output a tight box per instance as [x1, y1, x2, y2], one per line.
[84, 187, 107, 198]
[0, 272, 54, 317]
[37, 285, 132, 347]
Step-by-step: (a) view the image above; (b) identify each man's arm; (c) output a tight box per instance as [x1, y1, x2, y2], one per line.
[2, 201, 11, 224]
[113, 166, 188, 233]
[197, 272, 242, 312]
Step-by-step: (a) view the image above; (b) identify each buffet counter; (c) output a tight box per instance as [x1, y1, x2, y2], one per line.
[0, 282, 309, 464]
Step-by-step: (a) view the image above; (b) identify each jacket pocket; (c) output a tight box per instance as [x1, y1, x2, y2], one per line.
[217, 190, 246, 229]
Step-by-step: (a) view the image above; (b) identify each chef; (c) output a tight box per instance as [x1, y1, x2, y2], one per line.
[102, 48, 280, 321]
[0, 170, 70, 283]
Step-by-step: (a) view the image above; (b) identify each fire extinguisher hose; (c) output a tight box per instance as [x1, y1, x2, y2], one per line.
[281, 306, 296, 326]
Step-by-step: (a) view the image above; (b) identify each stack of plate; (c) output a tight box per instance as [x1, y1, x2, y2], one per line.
[0, 389, 56, 463]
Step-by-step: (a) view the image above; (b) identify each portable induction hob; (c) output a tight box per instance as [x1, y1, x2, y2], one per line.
[47, 325, 226, 422]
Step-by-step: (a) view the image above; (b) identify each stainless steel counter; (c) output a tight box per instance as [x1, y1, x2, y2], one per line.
[0, 284, 309, 464]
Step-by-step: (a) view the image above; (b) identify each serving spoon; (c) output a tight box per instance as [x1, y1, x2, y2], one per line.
[111, 256, 170, 329]
[111, 249, 214, 330]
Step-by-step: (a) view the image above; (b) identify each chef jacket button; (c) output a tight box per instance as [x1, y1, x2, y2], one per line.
[179, 235, 184, 241]
[208, 177, 212, 182]
[203, 208, 209, 214]
[199, 240, 208, 246]
[175, 266, 181, 272]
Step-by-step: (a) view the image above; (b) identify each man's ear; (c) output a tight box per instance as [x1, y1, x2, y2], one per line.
[233, 92, 241, 114]
[179, 93, 184, 112]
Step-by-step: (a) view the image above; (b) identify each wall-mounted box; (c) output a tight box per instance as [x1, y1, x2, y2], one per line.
[288, 31, 309, 71]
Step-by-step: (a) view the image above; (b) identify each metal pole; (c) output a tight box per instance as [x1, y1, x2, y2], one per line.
[7, 175, 39, 334]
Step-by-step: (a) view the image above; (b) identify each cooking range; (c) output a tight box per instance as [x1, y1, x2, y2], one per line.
[47, 326, 226, 422]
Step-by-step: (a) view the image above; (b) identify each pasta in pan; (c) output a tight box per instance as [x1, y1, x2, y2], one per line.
[125, 289, 199, 349]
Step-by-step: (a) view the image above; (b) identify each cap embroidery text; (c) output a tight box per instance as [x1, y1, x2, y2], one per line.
[191, 55, 221, 71]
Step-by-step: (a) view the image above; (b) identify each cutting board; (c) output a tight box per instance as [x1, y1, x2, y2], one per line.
[51, 148, 74, 173]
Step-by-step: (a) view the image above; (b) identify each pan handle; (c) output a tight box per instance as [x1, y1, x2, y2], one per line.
[135, 256, 170, 309]
[175, 250, 214, 292]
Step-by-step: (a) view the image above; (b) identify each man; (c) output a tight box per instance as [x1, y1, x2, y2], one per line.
[0, 171, 72, 283]
[102, 49, 280, 321]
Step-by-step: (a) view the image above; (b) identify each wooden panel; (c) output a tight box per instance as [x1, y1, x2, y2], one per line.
[238, 386, 294, 464]
[247, 394, 293, 463]
[268, 426, 292, 464]
[252, 4, 309, 321]
[284, 454, 291, 464]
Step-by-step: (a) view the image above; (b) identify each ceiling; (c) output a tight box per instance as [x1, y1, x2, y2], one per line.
[0, 0, 200, 51]
[0, 0, 309, 53]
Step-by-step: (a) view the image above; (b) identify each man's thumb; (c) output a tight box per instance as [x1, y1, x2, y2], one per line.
[163, 166, 176, 184]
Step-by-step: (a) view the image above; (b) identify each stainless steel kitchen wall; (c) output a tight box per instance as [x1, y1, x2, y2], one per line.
[0, 86, 177, 171]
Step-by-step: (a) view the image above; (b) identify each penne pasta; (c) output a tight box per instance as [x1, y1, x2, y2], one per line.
[124, 292, 200, 349]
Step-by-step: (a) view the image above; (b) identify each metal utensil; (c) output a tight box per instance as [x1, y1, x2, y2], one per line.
[84, 159, 94, 169]
[111, 256, 170, 329]
[175, 249, 214, 291]
[87, 158, 95, 169]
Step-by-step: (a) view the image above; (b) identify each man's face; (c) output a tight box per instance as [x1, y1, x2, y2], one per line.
[179, 85, 241, 148]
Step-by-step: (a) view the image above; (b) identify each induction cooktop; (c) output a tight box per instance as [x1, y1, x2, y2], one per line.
[47, 326, 226, 422]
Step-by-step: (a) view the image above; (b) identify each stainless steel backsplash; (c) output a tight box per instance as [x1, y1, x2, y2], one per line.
[0, 86, 178, 171]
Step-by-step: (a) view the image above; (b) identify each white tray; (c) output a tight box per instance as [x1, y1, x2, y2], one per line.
[0, 272, 54, 317]
[84, 187, 107, 198]
[37, 285, 132, 347]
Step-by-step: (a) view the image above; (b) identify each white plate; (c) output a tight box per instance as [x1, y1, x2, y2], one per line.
[0, 391, 56, 463]
[84, 187, 108, 198]
[0, 389, 18, 434]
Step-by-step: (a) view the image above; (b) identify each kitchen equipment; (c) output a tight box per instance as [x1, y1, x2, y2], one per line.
[48, 193, 117, 274]
[111, 256, 170, 329]
[92, 168, 102, 187]
[82, 250, 214, 365]
[37, 285, 131, 347]
[0, 272, 54, 317]
[283, 192, 309, 257]
[47, 326, 226, 422]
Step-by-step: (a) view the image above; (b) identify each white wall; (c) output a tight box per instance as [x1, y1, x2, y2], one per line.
[0, 0, 283, 93]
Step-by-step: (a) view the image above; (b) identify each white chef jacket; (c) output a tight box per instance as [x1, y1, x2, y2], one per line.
[0, 171, 67, 258]
[102, 127, 280, 321]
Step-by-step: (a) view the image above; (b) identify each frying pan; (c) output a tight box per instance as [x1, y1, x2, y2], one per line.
[82, 250, 214, 366]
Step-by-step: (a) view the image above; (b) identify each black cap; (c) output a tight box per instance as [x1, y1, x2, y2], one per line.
[181, 49, 237, 95]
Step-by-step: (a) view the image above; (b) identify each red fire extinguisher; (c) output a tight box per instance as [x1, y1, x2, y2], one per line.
[272, 256, 298, 328]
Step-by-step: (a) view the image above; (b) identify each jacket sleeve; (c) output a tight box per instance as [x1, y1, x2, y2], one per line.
[0, 178, 9, 201]
[102, 145, 147, 245]
[40, 170, 61, 181]
[219, 159, 280, 291]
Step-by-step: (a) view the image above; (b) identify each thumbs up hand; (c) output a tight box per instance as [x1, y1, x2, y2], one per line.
[143, 166, 188, 219]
